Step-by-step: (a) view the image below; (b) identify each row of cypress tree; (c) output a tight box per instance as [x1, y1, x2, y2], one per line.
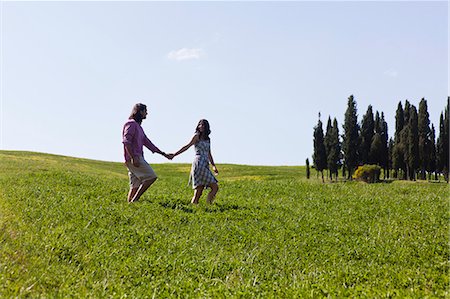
[311, 95, 449, 182]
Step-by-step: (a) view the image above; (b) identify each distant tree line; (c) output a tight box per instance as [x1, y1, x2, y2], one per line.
[312, 95, 449, 182]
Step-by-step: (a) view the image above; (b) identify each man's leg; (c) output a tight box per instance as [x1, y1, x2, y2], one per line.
[130, 177, 157, 203]
[127, 170, 140, 203]
[128, 187, 138, 203]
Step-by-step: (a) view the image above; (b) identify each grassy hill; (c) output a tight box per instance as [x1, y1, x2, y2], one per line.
[0, 151, 448, 298]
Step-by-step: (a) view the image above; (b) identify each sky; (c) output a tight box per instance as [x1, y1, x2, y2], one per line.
[1, 1, 448, 166]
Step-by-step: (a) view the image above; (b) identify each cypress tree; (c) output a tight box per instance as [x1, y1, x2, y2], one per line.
[369, 111, 382, 165]
[428, 124, 437, 180]
[306, 158, 311, 179]
[436, 113, 445, 180]
[369, 133, 383, 168]
[333, 118, 342, 178]
[395, 102, 404, 141]
[327, 118, 341, 181]
[418, 98, 431, 180]
[392, 102, 405, 178]
[404, 100, 411, 125]
[313, 116, 327, 182]
[445, 98, 449, 182]
[400, 129, 410, 179]
[342, 95, 359, 179]
[360, 105, 375, 165]
[374, 111, 382, 134]
[403, 101, 412, 179]
[369, 111, 383, 166]
[324, 117, 333, 179]
[380, 112, 389, 178]
[398, 100, 412, 179]
[407, 105, 419, 180]
[388, 137, 394, 179]
[436, 98, 449, 182]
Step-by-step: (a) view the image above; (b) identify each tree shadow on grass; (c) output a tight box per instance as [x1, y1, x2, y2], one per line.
[203, 203, 254, 213]
[157, 200, 252, 214]
[379, 179, 395, 184]
[158, 201, 196, 213]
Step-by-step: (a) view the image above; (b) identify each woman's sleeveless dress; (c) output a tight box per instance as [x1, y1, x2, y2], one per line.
[190, 139, 218, 189]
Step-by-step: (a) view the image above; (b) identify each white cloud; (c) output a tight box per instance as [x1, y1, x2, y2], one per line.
[167, 48, 204, 61]
[384, 68, 399, 78]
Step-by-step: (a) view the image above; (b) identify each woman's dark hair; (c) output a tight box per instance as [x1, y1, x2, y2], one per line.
[196, 119, 211, 140]
[129, 103, 147, 124]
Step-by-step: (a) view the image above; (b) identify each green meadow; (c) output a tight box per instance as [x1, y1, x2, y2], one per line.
[0, 151, 448, 298]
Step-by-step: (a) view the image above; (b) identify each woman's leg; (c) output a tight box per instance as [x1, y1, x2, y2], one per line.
[191, 186, 204, 204]
[207, 183, 219, 204]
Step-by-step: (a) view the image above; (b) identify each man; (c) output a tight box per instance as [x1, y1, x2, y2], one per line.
[122, 103, 170, 203]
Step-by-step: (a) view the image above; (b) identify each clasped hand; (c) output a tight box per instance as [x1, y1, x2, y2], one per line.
[163, 153, 175, 160]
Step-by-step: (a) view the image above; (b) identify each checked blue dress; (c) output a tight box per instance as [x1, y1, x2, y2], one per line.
[190, 139, 218, 189]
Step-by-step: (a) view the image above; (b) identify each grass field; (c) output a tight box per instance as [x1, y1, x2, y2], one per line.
[0, 150, 448, 298]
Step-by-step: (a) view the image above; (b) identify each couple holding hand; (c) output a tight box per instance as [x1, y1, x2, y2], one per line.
[122, 103, 219, 204]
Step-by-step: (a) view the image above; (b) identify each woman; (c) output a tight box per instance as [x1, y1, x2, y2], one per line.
[171, 119, 219, 204]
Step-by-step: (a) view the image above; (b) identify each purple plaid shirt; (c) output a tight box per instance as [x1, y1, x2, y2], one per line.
[122, 119, 160, 162]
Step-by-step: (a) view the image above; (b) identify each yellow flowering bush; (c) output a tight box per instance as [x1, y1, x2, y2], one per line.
[353, 164, 381, 183]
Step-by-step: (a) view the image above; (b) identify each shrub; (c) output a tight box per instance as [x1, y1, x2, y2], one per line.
[353, 164, 381, 183]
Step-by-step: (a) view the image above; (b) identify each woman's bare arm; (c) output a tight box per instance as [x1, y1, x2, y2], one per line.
[173, 134, 199, 157]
